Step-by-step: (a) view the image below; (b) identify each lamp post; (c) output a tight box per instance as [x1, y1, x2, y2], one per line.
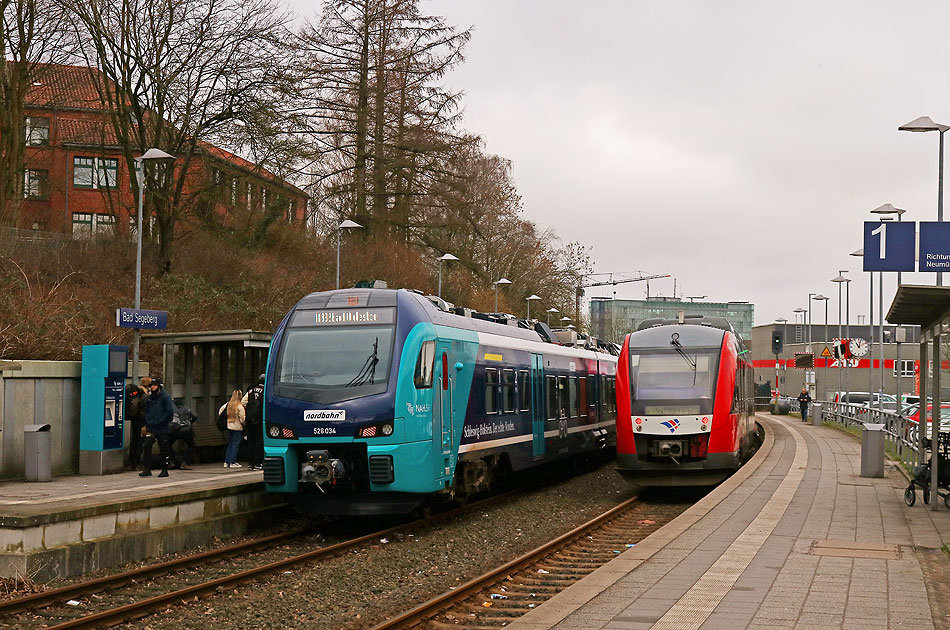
[814, 294, 830, 399]
[832, 272, 849, 398]
[131, 148, 174, 385]
[437, 253, 458, 298]
[546, 307, 559, 326]
[335, 219, 362, 289]
[807, 293, 816, 351]
[850, 247, 875, 398]
[493, 277, 511, 312]
[526, 294, 541, 320]
[899, 116, 948, 286]
[775, 317, 787, 400]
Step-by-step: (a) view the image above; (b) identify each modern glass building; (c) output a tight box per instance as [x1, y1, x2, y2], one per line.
[589, 297, 755, 343]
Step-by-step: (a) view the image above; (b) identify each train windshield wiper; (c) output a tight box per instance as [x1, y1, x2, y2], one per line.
[346, 337, 379, 387]
[670, 333, 698, 383]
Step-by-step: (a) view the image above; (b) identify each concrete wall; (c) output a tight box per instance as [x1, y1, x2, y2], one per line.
[0, 360, 146, 478]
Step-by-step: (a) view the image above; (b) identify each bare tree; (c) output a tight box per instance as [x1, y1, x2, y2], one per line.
[66, 0, 293, 271]
[0, 0, 75, 227]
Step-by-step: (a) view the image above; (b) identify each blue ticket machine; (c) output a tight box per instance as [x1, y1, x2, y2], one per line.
[79, 344, 128, 475]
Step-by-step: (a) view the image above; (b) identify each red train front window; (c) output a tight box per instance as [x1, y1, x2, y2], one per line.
[628, 349, 719, 416]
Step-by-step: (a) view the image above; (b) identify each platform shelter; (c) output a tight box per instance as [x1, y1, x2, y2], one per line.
[887, 284, 950, 509]
[142, 330, 271, 446]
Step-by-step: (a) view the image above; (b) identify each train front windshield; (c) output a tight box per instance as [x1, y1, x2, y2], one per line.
[628, 349, 719, 415]
[274, 307, 396, 404]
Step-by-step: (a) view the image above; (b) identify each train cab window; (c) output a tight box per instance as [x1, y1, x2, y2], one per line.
[569, 377, 579, 418]
[413, 340, 435, 389]
[558, 376, 568, 418]
[519, 370, 530, 412]
[502, 369, 516, 413]
[485, 368, 499, 414]
[545, 375, 557, 420]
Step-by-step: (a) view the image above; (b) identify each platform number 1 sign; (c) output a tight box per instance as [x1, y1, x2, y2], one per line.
[863, 221, 915, 272]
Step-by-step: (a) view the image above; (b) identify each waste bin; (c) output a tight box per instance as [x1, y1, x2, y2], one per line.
[24, 424, 51, 482]
[810, 403, 822, 426]
[860, 423, 885, 478]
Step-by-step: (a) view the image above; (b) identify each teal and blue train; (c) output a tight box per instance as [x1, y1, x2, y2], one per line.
[261, 288, 618, 515]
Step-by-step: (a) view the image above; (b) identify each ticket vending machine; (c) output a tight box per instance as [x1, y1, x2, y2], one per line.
[79, 344, 128, 475]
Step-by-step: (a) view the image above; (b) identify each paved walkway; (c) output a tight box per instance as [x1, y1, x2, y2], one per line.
[510, 414, 950, 630]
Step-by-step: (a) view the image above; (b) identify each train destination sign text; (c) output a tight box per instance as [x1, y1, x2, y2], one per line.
[291, 308, 395, 327]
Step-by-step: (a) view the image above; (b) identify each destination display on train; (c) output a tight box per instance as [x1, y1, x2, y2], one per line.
[290, 307, 395, 327]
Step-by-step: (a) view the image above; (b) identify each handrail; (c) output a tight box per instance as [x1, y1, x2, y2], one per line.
[818, 400, 922, 470]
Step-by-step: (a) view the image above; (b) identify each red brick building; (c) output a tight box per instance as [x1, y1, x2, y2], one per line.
[17, 64, 307, 236]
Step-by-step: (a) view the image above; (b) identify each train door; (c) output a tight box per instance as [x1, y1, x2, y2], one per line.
[435, 343, 456, 480]
[531, 353, 545, 458]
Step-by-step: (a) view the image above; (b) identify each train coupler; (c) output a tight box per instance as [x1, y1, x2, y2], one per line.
[300, 449, 346, 492]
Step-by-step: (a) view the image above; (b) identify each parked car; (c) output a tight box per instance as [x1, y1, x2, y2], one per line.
[904, 403, 950, 442]
[831, 392, 898, 414]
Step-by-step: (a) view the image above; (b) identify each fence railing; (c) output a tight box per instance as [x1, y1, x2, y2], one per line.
[819, 401, 921, 471]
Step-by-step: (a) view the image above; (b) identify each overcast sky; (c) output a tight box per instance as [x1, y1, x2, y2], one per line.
[288, 0, 950, 327]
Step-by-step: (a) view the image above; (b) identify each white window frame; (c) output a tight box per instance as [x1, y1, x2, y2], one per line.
[24, 116, 50, 146]
[23, 169, 49, 198]
[893, 359, 915, 378]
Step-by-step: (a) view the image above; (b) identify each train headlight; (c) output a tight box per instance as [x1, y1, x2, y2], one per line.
[381, 423, 393, 436]
[268, 426, 280, 438]
[266, 424, 296, 439]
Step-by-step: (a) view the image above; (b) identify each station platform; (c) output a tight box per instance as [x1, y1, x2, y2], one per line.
[511, 414, 950, 630]
[0, 464, 288, 581]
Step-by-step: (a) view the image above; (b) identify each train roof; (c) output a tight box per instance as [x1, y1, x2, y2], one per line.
[294, 288, 619, 357]
[637, 315, 742, 340]
[626, 322, 728, 348]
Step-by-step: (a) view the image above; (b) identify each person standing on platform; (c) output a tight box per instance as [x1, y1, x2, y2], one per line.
[125, 376, 149, 469]
[141, 377, 174, 477]
[242, 374, 265, 471]
[219, 390, 245, 468]
[798, 388, 812, 422]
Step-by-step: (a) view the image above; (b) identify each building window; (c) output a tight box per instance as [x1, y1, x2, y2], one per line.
[24, 117, 50, 146]
[95, 214, 116, 236]
[894, 360, 915, 378]
[72, 212, 93, 238]
[73, 157, 95, 188]
[23, 169, 49, 199]
[97, 158, 118, 189]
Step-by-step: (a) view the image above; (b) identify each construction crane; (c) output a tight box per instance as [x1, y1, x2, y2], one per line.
[574, 272, 670, 328]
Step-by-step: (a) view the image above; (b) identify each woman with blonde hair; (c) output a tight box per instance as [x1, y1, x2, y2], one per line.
[219, 389, 246, 468]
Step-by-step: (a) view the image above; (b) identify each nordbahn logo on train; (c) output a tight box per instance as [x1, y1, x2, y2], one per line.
[304, 410, 345, 422]
[660, 418, 681, 433]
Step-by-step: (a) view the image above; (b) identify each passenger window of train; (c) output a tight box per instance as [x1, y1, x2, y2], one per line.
[558, 376, 568, 418]
[485, 368, 498, 414]
[502, 369, 516, 413]
[607, 378, 617, 414]
[546, 376, 557, 420]
[587, 376, 596, 408]
[413, 340, 436, 389]
[569, 377, 579, 418]
[519, 371, 530, 412]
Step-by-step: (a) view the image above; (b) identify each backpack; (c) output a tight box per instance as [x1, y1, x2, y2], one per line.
[245, 386, 264, 425]
[216, 405, 228, 431]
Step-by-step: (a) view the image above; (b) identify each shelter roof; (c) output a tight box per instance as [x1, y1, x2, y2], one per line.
[886, 285, 950, 333]
[141, 330, 272, 348]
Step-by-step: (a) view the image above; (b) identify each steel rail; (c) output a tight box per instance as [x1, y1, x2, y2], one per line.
[0, 525, 313, 615]
[35, 492, 517, 630]
[367, 496, 639, 630]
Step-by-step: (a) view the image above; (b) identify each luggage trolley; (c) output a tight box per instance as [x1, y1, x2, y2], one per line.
[904, 431, 950, 507]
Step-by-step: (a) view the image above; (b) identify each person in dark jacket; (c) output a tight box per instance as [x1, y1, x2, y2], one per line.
[141, 377, 175, 477]
[797, 388, 812, 422]
[125, 377, 149, 469]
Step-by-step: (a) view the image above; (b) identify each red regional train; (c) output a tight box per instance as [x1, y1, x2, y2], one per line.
[615, 316, 759, 486]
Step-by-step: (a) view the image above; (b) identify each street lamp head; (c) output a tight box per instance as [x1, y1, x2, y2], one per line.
[831, 274, 849, 283]
[339, 219, 362, 230]
[547, 307, 559, 314]
[814, 294, 830, 301]
[850, 248, 864, 257]
[495, 278, 512, 286]
[899, 116, 950, 133]
[870, 203, 906, 216]
[793, 307, 806, 313]
[560, 316, 571, 322]
[526, 294, 541, 301]
[775, 318, 788, 323]
[138, 148, 174, 161]
[438, 253, 458, 261]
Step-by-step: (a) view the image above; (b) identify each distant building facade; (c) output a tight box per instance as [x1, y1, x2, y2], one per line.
[13, 64, 307, 236]
[589, 297, 755, 343]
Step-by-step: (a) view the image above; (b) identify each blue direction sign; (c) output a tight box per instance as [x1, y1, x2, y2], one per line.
[115, 308, 168, 330]
[862, 221, 915, 272]
[919, 222, 950, 272]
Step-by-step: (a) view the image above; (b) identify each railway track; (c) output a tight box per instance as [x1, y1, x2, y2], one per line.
[369, 496, 670, 630]
[0, 493, 516, 630]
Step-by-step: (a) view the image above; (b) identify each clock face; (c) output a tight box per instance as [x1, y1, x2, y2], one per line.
[850, 338, 870, 357]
